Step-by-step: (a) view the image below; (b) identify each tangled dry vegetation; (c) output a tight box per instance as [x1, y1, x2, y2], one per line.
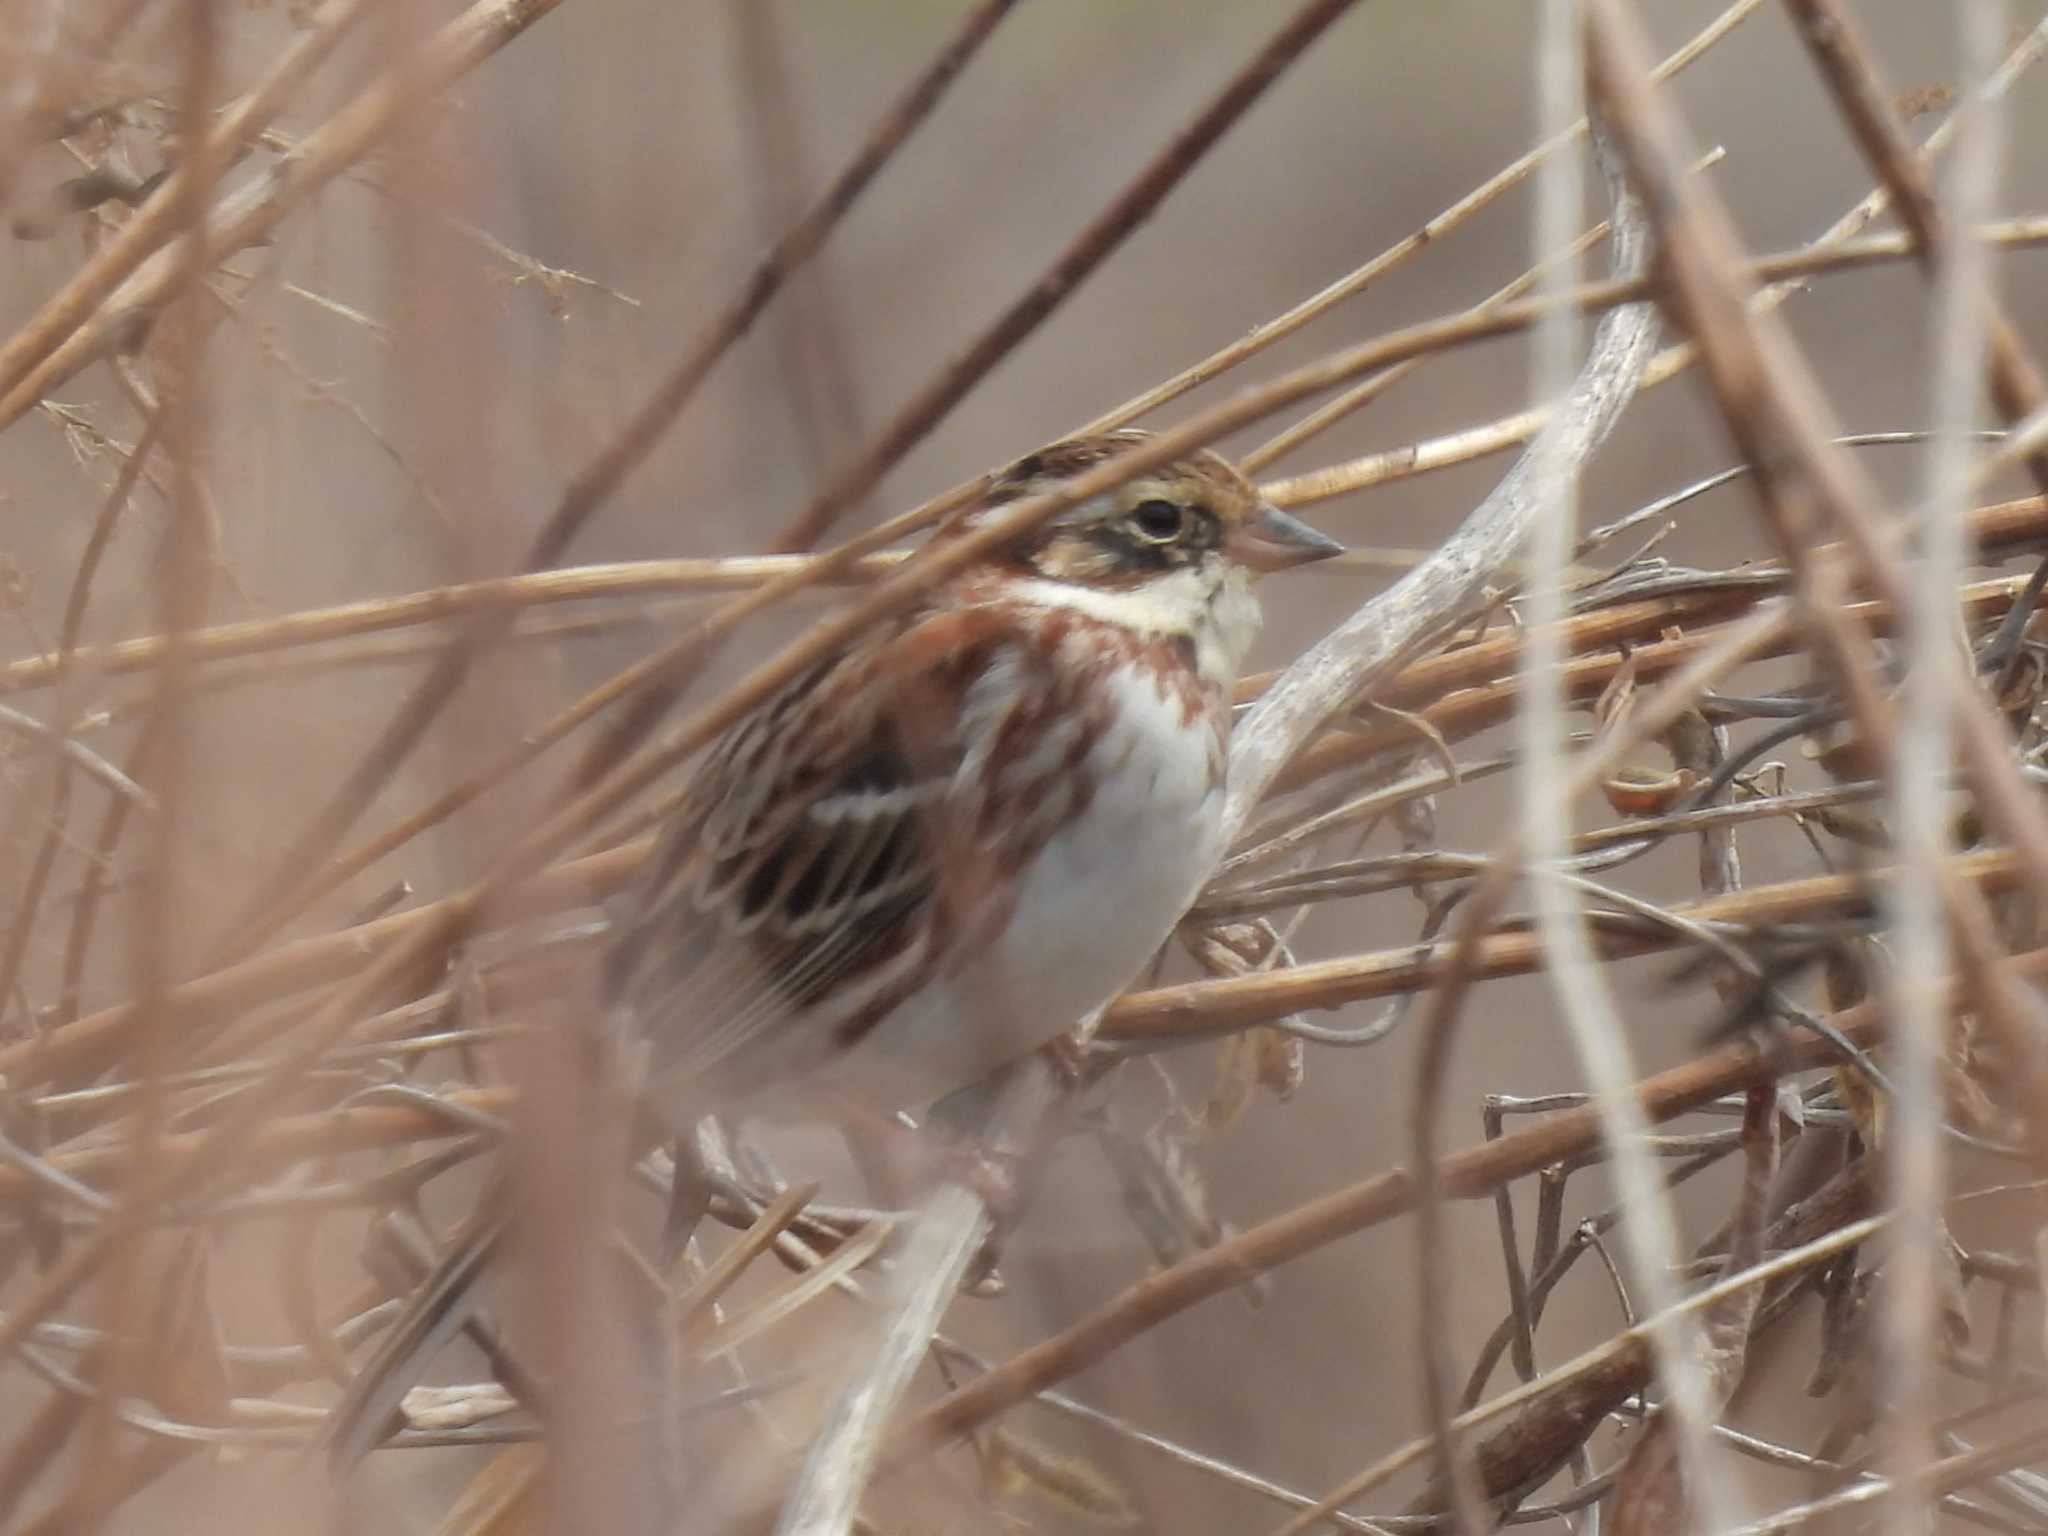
[5, 0, 2048, 1531]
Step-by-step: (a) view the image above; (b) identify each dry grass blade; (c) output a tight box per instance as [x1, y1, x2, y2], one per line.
[696, 1213, 892, 1363]
[1874, 4, 2004, 1529]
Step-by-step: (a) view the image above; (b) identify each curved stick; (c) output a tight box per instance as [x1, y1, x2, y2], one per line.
[1221, 127, 1658, 844]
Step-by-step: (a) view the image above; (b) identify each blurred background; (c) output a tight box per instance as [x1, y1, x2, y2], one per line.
[4, 1, 2048, 1529]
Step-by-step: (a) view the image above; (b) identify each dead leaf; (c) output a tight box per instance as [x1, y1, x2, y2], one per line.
[1252, 1026, 1304, 1101]
[986, 1428, 1141, 1528]
[1600, 763, 1697, 816]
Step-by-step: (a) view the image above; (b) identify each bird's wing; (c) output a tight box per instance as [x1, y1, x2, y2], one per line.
[607, 604, 1022, 1100]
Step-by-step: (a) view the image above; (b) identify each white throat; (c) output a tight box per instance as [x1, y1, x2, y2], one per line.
[1004, 562, 1260, 688]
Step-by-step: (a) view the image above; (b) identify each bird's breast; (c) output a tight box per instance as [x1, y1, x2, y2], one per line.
[869, 656, 1225, 1096]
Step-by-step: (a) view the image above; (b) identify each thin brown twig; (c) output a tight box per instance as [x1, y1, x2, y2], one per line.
[730, 0, 880, 545]
[0, 841, 641, 1093]
[0, 555, 902, 697]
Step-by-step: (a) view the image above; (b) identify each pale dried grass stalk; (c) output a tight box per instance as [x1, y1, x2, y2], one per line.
[1886, 3, 2005, 1528]
[1505, 8, 1731, 1530]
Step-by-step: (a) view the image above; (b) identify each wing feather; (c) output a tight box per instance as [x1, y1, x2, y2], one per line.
[609, 605, 1020, 1100]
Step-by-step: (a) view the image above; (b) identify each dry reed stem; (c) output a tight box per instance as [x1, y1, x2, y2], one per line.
[1414, 19, 1594, 1526]
[1512, 38, 1726, 1533]
[1874, 3, 2006, 1527]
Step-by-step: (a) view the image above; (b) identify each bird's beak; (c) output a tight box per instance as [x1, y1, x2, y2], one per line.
[1227, 502, 1345, 573]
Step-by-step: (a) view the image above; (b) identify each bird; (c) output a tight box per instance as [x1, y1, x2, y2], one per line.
[605, 427, 1344, 1123]
[325, 429, 1341, 1469]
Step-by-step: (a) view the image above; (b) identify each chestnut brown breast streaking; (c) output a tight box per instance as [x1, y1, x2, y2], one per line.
[609, 428, 1342, 1117]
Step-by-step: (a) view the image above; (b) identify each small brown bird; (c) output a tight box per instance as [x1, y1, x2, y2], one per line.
[328, 431, 1340, 1469]
[608, 428, 1342, 1117]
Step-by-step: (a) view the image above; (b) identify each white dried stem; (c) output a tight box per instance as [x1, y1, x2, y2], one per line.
[1886, 4, 2004, 1531]
[773, 1187, 990, 1536]
[1220, 102, 1658, 844]
[1516, 10, 1732, 1534]
[772, 1057, 1056, 1536]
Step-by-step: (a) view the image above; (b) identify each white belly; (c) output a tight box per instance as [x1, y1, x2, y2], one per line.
[829, 666, 1224, 1110]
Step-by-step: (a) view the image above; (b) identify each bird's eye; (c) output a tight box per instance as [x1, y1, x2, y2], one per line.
[1129, 498, 1188, 543]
